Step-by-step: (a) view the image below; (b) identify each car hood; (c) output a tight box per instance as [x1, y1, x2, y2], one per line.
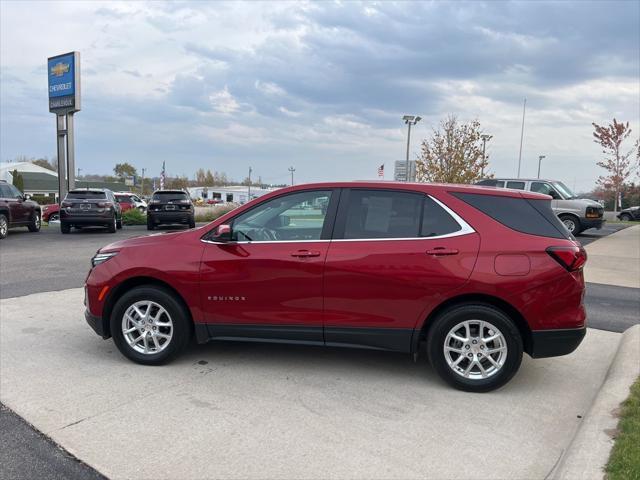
[575, 198, 602, 207]
[100, 230, 190, 252]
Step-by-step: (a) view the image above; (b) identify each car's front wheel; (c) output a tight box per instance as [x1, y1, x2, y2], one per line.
[48, 213, 60, 223]
[28, 212, 41, 232]
[107, 213, 117, 233]
[619, 213, 632, 222]
[427, 304, 523, 392]
[559, 214, 581, 235]
[110, 286, 192, 365]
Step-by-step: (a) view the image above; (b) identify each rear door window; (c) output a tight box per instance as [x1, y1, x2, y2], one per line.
[421, 197, 462, 237]
[506, 181, 525, 190]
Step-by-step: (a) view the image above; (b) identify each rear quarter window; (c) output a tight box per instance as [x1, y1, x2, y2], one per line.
[451, 192, 571, 239]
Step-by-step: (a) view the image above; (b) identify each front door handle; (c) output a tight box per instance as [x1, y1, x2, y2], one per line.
[291, 250, 321, 258]
[426, 247, 459, 256]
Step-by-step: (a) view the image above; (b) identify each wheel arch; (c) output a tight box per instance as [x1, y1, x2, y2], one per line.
[0, 207, 10, 222]
[414, 293, 533, 355]
[101, 276, 195, 339]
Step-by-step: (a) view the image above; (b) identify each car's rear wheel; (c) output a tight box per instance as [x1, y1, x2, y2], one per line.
[107, 214, 117, 233]
[60, 222, 71, 234]
[28, 212, 41, 232]
[147, 217, 155, 230]
[110, 286, 192, 365]
[620, 213, 632, 222]
[427, 304, 523, 392]
[0, 214, 7, 239]
[48, 213, 60, 223]
[559, 214, 581, 235]
[116, 217, 123, 229]
[189, 217, 195, 229]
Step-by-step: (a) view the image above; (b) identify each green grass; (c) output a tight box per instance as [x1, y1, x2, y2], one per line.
[606, 377, 640, 480]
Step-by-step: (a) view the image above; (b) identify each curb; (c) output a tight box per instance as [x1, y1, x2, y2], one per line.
[552, 324, 640, 479]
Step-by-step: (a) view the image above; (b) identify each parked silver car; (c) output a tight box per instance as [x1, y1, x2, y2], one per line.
[475, 178, 605, 235]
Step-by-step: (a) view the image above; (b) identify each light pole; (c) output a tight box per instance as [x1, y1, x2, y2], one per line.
[537, 155, 546, 179]
[517, 97, 526, 178]
[288, 166, 295, 186]
[141, 168, 146, 196]
[248, 166, 252, 200]
[403, 115, 421, 181]
[480, 134, 492, 177]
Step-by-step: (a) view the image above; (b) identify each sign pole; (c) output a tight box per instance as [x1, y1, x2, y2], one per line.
[66, 112, 75, 191]
[56, 115, 67, 202]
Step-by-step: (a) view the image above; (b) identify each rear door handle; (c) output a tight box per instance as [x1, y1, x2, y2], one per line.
[426, 247, 459, 256]
[291, 250, 321, 258]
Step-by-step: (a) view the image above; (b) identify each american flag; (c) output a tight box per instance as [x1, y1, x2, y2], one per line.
[377, 164, 384, 178]
[160, 161, 166, 190]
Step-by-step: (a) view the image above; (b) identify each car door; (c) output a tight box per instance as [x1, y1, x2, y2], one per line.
[5, 184, 29, 223]
[323, 188, 480, 352]
[199, 189, 338, 343]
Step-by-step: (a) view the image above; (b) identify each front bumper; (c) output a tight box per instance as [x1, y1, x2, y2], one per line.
[85, 309, 110, 339]
[581, 217, 605, 230]
[529, 327, 586, 358]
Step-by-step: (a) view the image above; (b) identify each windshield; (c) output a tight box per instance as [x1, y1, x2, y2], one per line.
[551, 182, 576, 199]
[153, 192, 189, 202]
[115, 195, 132, 203]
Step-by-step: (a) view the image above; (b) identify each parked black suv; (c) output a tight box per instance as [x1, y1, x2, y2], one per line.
[0, 180, 41, 239]
[147, 190, 195, 230]
[618, 206, 640, 222]
[60, 188, 122, 234]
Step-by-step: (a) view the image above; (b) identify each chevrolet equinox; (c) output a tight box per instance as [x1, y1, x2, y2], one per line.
[85, 182, 587, 392]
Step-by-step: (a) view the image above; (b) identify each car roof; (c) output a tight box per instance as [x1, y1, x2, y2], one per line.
[269, 181, 549, 200]
[485, 178, 562, 183]
[152, 189, 188, 194]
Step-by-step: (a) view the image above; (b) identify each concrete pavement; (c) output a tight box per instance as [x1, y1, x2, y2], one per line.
[0, 288, 623, 479]
[583, 224, 640, 289]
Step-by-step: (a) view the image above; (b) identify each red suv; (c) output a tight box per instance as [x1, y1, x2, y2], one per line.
[85, 182, 587, 392]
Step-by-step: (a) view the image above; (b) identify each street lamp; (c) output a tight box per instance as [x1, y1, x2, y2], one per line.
[537, 155, 546, 179]
[403, 115, 421, 181]
[480, 134, 492, 177]
[288, 166, 295, 186]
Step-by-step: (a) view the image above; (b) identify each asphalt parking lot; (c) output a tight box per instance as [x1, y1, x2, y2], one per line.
[0, 221, 638, 479]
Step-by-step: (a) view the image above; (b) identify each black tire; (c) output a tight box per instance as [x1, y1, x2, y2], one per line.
[48, 213, 60, 223]
[147, 217, 155, 230]
[559, 214, 581, 235]
[426, 304, 523, 393]
[107, 213, 117, 233]
[60, 222, 71, 234]
[189, 216, 196, 229]
[110, 286, 192, 365]
[620, 213, 632, 222]
[28, 211, 41, 232]
[0, 213, 7, 239]
[116, 217, 123, 229]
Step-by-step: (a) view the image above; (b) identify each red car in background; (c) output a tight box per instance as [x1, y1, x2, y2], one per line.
[84, 181, 587, 392]
[42, 203, 60, 223]
[115, 194, 135, 213]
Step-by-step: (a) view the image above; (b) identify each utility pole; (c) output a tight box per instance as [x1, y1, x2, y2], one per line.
[517, 98, 526, 178]
[537, 155, 546, 179]
[77, 168, 82, 189]
[141, 168, 146, 196]
[480, 134, 493, 177]
[288, 166, 295, 186]
[248, 166, 252, 201]
[403, 115, 421, 181]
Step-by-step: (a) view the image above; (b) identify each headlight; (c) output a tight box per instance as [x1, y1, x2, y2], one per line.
[92, 251, 118, 267]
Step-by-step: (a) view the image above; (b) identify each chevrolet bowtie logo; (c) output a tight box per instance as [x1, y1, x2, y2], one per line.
[50, 62, 70, 77]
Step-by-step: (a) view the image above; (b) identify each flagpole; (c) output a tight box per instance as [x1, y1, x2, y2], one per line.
[517, 98, 526, 178]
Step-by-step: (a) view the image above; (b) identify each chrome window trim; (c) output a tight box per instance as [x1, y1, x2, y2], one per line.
[201, 194, 474, 245]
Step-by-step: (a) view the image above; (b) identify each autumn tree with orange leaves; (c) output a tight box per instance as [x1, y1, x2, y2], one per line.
[592, 119, 638, 211]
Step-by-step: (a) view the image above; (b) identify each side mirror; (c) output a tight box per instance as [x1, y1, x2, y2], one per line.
[279, 215, 290, 227]
[24, 194, 31, 200]
[211, 224, 232, 242]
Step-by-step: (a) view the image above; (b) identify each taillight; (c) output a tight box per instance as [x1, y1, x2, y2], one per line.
[546, 246, 587, 272]
[61, 201, 72, 207]
[97, 202, 113, 208]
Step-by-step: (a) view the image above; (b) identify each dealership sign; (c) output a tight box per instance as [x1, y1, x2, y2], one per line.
[48, 51, 81, 113]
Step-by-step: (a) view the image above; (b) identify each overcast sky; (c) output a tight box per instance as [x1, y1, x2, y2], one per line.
[1, 0, 638, 191]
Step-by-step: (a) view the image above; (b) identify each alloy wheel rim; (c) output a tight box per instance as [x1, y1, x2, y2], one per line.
[35, 214, 40, 229]
[444, 320, 507, 380]
[121, 301, 173, 354]
[0, 218, 6, 236]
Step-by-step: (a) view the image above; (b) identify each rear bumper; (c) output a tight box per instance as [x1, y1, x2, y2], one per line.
[529, 327, 586, 358]
[61, 211, 113, 225]
[148, 211, 193, 224]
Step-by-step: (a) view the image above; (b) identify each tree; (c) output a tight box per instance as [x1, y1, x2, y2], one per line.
[592, 119, 637, 211]
[205, 169, 215, 185]
[31, 158, 56, 171]
[415, 116, 490, 184]
[195, 168, 206, 184]
[11, 169, 24, 192]
[113, 162, 137, 179]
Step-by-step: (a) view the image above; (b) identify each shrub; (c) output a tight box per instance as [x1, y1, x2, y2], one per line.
[195, 203, 238, 223]
[122, 208, 146, 225]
